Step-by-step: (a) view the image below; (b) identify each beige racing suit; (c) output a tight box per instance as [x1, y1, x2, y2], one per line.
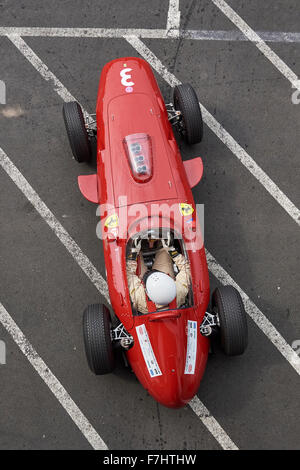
[126, 248, 191, 314]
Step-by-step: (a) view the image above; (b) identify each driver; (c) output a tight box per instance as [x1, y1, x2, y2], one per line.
[126, 236, 191, 314]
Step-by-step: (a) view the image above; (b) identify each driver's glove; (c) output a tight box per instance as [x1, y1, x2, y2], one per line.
[162, 239, 179, 259]
[128, 239, 142, 261]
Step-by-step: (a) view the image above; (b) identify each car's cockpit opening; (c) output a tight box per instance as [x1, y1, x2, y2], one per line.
[126, 228, 194, 315]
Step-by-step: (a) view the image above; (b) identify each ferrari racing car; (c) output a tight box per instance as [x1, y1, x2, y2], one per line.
[62, 57, 248, 408]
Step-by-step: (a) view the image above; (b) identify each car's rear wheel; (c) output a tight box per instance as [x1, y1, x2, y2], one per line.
[173, 83, 203, 144]
[212, 286, 248, 356]
[62, 101, 91, 163]
[83, 303, 115, 374]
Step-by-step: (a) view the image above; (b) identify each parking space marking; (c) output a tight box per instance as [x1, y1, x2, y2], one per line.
[3, 33, 299, 447]
[124, 37, 300, 374]
[206, 250, 300, 375]
[181, 30, 300, 43]
[6, 33, 300, 374]
[0, 301, 108, 450]
[2, 28, 169, 38]
[0, 145, 237, 450]
[8, 35, 88, 114]
[211, 0, 300, 91]
[0, 147, 109, 303]
[167, 0, 181, 37]
[2, 28, 300, 43]
[200, 107, 300, 227]
[189, 397, 238, 450]
[125, 35, 300, 227]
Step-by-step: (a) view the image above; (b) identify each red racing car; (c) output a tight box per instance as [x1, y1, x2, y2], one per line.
[62, 57, 248, 408]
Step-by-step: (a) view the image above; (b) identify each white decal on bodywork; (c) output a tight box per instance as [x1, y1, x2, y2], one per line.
[120, 68, 134, 87]
[184, 320, 197, 374]
[136, 324, 162, 378]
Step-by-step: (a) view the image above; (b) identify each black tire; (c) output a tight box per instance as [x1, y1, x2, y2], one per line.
[83, 303, 115, 375]
[173, 83, 203, 144]
[62, 101, 91, 162]
[212, 286, 248, 356]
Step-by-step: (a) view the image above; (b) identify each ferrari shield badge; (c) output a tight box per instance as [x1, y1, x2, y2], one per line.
[104, 213, 119, 228]
[179, 203, 194, 217]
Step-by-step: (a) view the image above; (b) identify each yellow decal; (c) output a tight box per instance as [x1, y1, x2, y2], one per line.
[179, 203, 194, 217]
[104, 213, 119, 228]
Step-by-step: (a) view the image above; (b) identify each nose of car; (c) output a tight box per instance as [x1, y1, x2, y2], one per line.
[129, 312, 209, 408]
[147, 372, 197, 409]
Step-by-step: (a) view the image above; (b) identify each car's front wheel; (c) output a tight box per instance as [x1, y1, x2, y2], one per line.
[212, 286, 248, 356]
[62, 101, 91, 163]
[173, 83, 203, 145]
[83, 303, 115, 374]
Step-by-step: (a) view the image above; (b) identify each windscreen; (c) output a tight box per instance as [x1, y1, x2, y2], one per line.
[123, 133, 153, 183]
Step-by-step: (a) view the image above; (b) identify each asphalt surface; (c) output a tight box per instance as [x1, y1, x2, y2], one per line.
[0, 0, 299, 450]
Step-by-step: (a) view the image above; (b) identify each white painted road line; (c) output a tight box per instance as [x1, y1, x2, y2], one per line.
[7, 32, 300, 374]
[182, 30, 300, 43]
[0, 147, 110, 303]
[0, 147, 236, 451]
[211, 0, 300, 91]
[200, 108, 300, 227]
[2, 27, 169, 38]
[8, 36, 300, 229]
[8, 35, 90, 121]
[0, 40, 237, 436]
[2, 27, 300, 43]
[5, 35, 300, 445]
[124, 37, 300, 375]
[167, 0, 181, 37]
[8, 34, 300, 374]
[125, 35, 300, 227]
[7, 35, 88, 113]
[189, 397, 238, 450]
[0, 301, 108, 450]
[206, 250, 300, 375]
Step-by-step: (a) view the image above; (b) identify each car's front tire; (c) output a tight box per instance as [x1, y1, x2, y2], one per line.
[212, 286, 248, 356]
[62, 101, 91, 163]
[173, 83, 203, 145]
[83, 303, 115, 375]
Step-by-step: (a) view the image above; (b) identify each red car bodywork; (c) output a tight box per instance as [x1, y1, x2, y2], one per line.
[78, 57, 210, 408]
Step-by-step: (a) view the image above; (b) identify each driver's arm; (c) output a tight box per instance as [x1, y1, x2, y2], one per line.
[173, 254, 191, 308]
[161, 239, 191, 307]
[126, 260, 148, 314]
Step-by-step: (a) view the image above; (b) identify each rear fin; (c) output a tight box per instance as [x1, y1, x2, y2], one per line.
[78, 174, 98, 203]
[183, 157, 203, 188]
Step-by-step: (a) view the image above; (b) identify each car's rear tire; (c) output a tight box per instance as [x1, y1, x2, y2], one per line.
[62, 101, 91, 163]
[173, 83, 203, 144]
[83, 303, 115, 374]
[212, 286, 248, 356]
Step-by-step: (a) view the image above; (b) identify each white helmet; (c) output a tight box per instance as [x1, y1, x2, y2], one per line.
[145, 271, 176, 306]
